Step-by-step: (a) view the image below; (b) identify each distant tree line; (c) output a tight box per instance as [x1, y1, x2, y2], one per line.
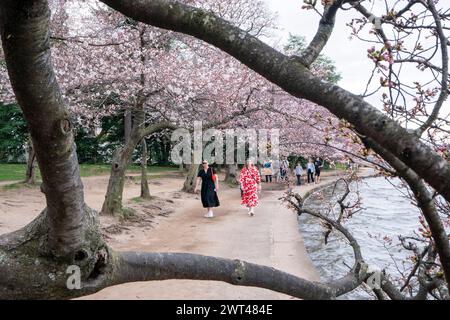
[0, 102, 173, 165]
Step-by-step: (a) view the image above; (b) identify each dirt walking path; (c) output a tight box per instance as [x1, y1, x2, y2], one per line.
[0, 168, 374, 299]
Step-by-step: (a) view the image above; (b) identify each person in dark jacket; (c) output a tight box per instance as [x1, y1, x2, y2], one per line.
[314, 157, 323, 183]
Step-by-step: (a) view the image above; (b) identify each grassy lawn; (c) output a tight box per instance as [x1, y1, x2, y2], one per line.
[0, 164, 31, 182]
[0, 163, 178, 182]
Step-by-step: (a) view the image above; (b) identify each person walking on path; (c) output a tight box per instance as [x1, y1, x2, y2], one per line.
[239, 159, 261, 216]
[272, 158, 280, 182]
[329, 159, 336, 170]
[295, 162, 304, 186]
[194, 160, 220, 218]
[307, 158, 315, 184]
[280, 157, 289, 181]
[345, 157, 351, 171]
[263, 159, 273, 183]
[314, 157, 324, 183]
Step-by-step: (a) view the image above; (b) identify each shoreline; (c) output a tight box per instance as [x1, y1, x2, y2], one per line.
[301, 167, 379, 201]
[297, 166, 378, 285]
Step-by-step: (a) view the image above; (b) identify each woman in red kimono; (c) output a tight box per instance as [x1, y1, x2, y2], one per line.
[239, 159, 261, 216]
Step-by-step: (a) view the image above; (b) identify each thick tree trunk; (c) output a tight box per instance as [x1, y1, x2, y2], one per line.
[101, 147, 132, 216]
[101, 122, 175, 216]
[124, 109, 132, 144]
[140, 139, 151, 199]
[224, 164, 239, 185]
[161, 138, 170, 164]
[1, 0, 86, 257]
[0, 207, 109, 299]
[182, 163, 200, 193]
[24, 138, 36, 184]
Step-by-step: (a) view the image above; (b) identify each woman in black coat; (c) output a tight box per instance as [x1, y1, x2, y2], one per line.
[194, 160, 220, 218]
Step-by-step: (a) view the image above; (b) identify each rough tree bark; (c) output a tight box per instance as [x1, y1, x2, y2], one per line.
[99, 0, 450, 203]
[124, 109, 132, 145]
[1, 0, 86, 257]
[101, 121, 174, 216]
[101, 147, 133, 217]
[224, 164, 239, 185]
[140, 139, 151, 199]
[101, 25, 173, 215]
[182, 163, 200, 193]
[24, 137, 36, 184]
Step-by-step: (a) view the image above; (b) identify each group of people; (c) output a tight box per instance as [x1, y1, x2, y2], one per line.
[194, 159, 261, 218]
[263, 157, 324, 186]
[261, 157, 290, 183]
[194, 156, 325, 219]
[305, 157, 324, 184]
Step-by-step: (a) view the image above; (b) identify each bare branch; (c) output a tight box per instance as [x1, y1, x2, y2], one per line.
[361, 136, 450, 290]
[293, 0, 342, 67]
[415, 0, 449, 135]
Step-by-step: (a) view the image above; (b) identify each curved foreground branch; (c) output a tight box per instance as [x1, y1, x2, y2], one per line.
[110, 252, 334, 300]
[0, 210, 337, 299]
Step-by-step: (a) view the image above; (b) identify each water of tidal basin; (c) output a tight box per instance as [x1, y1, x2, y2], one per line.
[299, 177, 421, 300]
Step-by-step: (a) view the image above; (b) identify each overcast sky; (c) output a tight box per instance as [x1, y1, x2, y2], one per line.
[264, 0, 373, 94]
[262, 0, 449, 119]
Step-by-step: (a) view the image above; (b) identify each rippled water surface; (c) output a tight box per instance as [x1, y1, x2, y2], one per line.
[299, 177, 421, 299]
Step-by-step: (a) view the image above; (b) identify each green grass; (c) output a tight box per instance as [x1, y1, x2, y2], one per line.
[333, 163, 348, 171]
[0, 163, 178, 182]
[322, 163, 347, 171]
[0, 164, 38, 182]
[131, 197, 144, 203]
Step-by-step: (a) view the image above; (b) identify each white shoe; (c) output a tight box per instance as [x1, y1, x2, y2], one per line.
[204, 211, 214, 218]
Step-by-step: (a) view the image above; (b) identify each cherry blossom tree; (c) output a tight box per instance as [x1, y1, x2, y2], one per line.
[43, 0, 280, 213]
[0, 0, 449, 299]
